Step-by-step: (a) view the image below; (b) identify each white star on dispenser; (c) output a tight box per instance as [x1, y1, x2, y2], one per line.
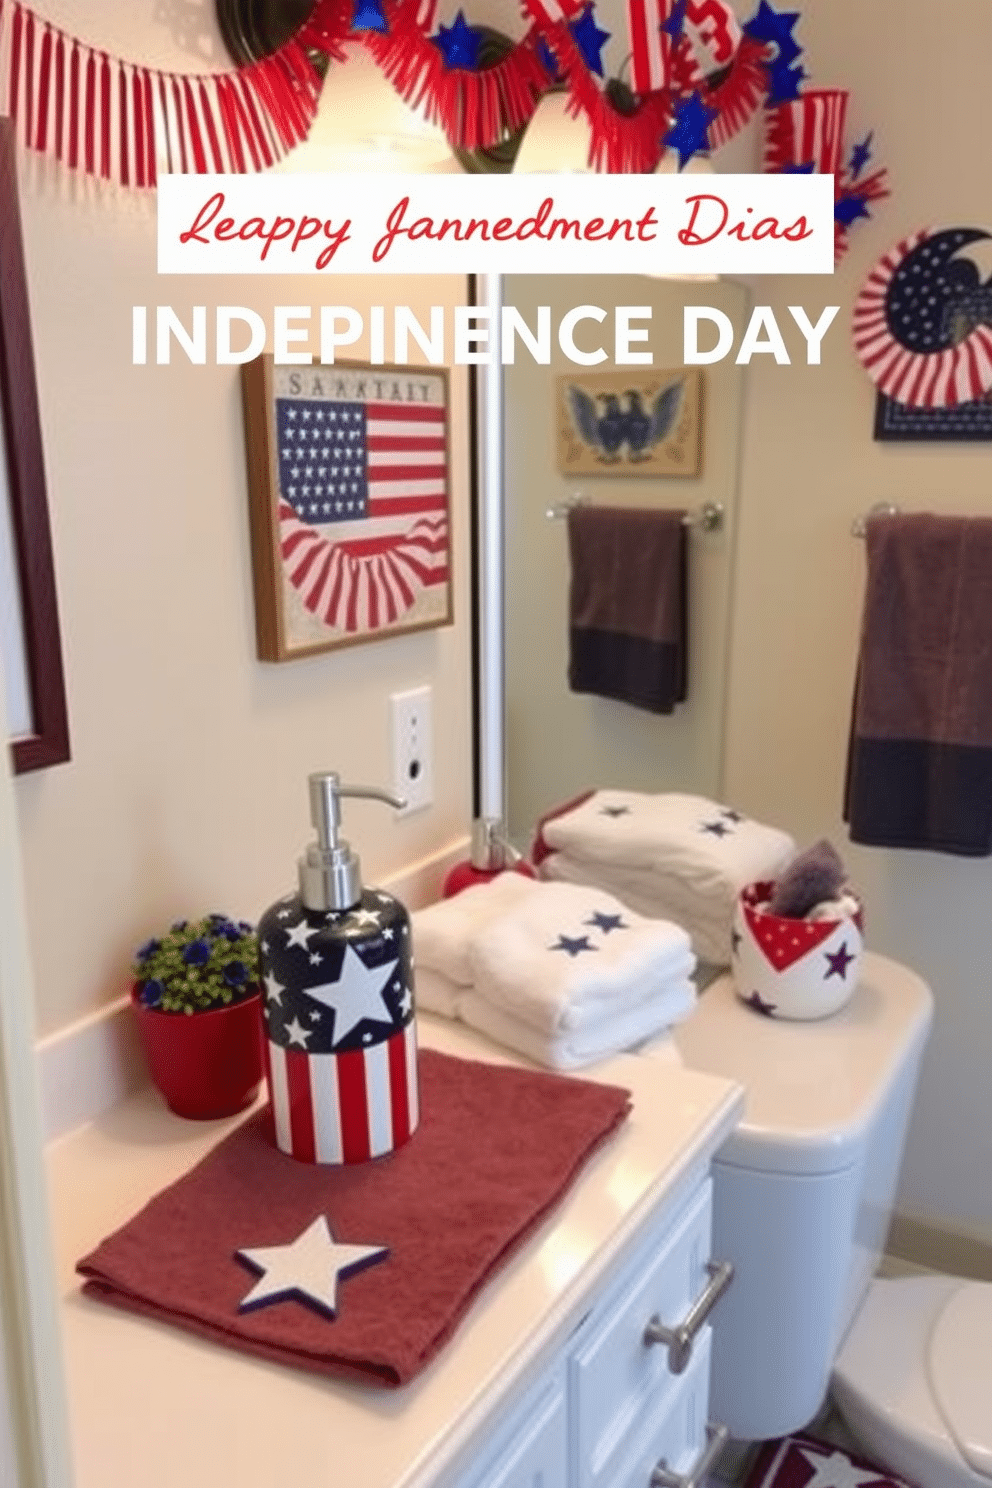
[236, 1216, 388, 1318]
[305, 944, 398, 1045]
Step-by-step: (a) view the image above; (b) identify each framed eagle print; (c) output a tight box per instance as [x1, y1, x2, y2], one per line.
[555, 368, 703, 478]
[241, 356, 452, 661]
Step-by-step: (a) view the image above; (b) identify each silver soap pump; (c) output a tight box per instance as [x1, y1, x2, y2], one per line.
[258, 771, 420, 1165]
[298, 772, 406, 912]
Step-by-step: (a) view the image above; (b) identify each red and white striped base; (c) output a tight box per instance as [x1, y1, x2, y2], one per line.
[265, 1020, 419, 1165]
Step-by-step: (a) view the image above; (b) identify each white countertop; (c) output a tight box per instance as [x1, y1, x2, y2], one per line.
[46, 1015, 743, 1488]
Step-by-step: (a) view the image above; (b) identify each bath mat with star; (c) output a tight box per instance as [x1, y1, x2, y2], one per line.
[743, 1433, 917, 1488]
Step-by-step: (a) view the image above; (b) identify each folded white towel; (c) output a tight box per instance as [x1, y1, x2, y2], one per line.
[413, 965, 461, 1020]
[537, 793, 795, 966]
[457, 988, 694, 1071]
[468, 881, 695, 1036]
[410, 872, 542, 986]
[540, 790, 795, 882]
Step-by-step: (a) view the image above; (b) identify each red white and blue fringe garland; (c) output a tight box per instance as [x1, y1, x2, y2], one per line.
[0, 0, 889, 254]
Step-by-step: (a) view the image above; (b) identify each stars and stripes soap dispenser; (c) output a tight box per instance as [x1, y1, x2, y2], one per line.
[259, 772, 419, 1165]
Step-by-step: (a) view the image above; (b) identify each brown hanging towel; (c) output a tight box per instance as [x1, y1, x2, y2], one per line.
[844, 512, 992, 855]
[566, 505, 688, 715]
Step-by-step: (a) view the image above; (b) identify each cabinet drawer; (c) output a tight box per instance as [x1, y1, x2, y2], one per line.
[604, 1328, 712, 1488]
[570, 1179, 713, 1488]
[459, 1369, 568, 1488]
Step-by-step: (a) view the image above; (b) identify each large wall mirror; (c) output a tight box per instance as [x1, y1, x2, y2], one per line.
[0, 117, 70, 775]
[500, 274, 751, 846]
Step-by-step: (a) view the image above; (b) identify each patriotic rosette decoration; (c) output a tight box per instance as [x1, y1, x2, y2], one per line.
[273, 365, 449, 637]
[259, 889, 419, 1165]
[851, 228, 992, 410]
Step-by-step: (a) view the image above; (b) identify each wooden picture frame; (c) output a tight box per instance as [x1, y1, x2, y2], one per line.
[555, 368, 703, 477]
[241, 356, 453, 661]
[0, 116, 70, 773]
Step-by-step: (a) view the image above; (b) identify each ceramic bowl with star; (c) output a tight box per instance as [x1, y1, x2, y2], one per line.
[731, 880, 864, 1021]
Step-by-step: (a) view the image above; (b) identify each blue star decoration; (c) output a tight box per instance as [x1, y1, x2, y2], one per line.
[744, 2, 802, 58]
[431, 10, 483, 70]
[745, 990, 777, 1016]
[835, 194, 872, 227]
[585, 911, 628, 934]
[550, 934, 597, 957]
[535, 36, 560, 79]
[236, 1216, 389, 1319]
[569, 5, 611, 77]
[848, 133, 873, 180]
[663, 92, 717, 170]
[700, 818, 732, 837]
[781, 160, 815, 173]
[721, 807, 744, 823]
[661, 0, 688, 42]
[351, 0, 387, 33]
[824, 943, 856, 979]
[766, 61, 806, 104]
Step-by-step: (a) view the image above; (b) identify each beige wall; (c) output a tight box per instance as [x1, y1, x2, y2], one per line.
[723, 0, 992, 1243]
[10, 11, 472, 1037]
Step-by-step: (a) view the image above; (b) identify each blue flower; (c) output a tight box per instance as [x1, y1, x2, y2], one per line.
[220, 925, 243, 942]
[182, 938, 211, 967]
[238, 920, 254, 934]
[223, 961, 248, 987]
[136, 937, 160, 962]
[139, 979, 164, 1006]
[171, 919, 189, 933]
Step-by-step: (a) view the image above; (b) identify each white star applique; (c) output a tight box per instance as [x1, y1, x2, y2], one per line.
[264, 973, 286, 1005]
[285, 920, 319, 951]
[285, 1017, 311, 1047]
[350, 908, 381, 929]
[305, 944, 398, 1045]
[236, 1216, 388, 1318]
[797, 1445, 889, 1487]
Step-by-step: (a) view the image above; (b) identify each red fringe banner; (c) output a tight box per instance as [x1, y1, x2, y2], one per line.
[361, 1, 548, 151]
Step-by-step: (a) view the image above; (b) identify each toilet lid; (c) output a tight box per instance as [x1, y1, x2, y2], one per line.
[930, 1282, 992, 1481]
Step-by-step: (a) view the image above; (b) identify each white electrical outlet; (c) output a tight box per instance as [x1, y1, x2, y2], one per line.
[391, 687, 434, 814]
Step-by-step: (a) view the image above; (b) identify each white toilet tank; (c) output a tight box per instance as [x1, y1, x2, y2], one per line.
[670, 952, 933, 1441]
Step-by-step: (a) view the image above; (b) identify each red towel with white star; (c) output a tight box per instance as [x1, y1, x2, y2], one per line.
[76, 1050, 630, 1387]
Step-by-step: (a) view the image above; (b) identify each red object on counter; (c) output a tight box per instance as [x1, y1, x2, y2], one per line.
[131, 984, 264, 1120]
[441, 858, 537, 898]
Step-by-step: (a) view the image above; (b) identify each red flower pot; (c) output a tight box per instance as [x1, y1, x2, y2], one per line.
[131, 983, 265, 1120]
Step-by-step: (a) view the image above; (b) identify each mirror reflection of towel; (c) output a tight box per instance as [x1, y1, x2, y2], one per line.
[845, 513, 992, 855]
[567, 505, 687, 714]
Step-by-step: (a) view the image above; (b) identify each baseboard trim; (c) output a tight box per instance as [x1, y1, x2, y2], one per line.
[36, 836, 471, 1144]
[887, 1210, 992, 1284]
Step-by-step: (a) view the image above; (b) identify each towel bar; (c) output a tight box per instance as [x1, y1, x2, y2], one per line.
[852, 501, 901, 537]
[546, 497, 725, 532]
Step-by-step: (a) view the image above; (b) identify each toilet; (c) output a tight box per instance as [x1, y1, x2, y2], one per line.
[666, 950, 988, 1486]
[832, 1273, 992, 1487]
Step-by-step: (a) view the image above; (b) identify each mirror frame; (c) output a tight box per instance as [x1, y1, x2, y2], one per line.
[0, 117, 70, 774]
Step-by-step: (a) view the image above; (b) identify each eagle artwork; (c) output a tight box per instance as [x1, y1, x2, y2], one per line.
[555, 370, 701, 477]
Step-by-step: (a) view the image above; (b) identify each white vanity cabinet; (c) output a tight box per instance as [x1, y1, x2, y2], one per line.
[449, 1175, 726, 1488]
[47, 1019, 743, 1488]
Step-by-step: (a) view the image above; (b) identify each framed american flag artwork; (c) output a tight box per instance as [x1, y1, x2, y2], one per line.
[241, 356, 452, 661]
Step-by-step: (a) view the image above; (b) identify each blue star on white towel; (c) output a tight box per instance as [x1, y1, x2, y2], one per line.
[235, 1215, 388, 1318]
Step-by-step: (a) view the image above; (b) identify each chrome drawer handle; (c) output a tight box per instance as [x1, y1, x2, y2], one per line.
[650, 1422, 729, 1488]
[643, 1260, 734, 1374]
